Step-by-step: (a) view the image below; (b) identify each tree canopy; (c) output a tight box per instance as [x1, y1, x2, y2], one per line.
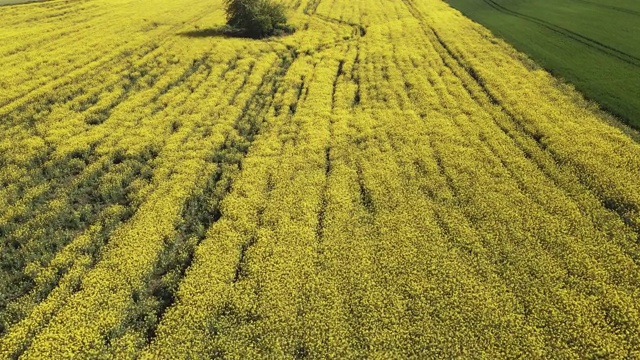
[224, 0, 294, 38]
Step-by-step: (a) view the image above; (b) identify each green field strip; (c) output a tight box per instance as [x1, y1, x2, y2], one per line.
[445, 0, 640, 127]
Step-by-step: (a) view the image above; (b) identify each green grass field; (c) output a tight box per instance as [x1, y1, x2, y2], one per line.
[445, 0, 640, 128]
[0, 0, 43, 5]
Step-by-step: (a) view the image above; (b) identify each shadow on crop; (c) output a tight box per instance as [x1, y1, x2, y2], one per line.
[177, 26, 244, 39]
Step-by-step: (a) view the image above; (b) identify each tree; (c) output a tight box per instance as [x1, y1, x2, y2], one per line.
[224, 0, 293, 38]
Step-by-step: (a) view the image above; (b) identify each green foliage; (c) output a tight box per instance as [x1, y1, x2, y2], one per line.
[224, 0, 294, 38]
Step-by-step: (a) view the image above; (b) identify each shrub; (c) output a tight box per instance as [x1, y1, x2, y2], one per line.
[224, 0, 294, 38]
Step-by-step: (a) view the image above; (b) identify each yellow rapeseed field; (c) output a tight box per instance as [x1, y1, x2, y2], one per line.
[1, 0, 640, 358]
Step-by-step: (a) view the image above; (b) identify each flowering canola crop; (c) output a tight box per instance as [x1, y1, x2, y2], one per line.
[1, 0, 640, 358]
